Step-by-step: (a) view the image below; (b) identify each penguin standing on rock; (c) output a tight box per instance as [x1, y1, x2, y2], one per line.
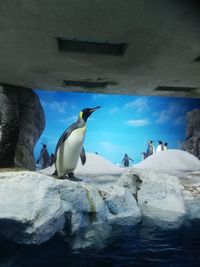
[146, 140, 155, 157]
[54, 106, 100, 181]
[163, 142, 168, 150]
[156, 141, 164, 153]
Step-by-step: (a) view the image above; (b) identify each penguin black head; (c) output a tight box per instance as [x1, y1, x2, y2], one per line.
[80, 106, 101, 122]
[158, 141, 162, 144]
[41, 143, 47, 148]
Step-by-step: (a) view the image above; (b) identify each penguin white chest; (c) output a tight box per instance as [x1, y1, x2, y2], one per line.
[56, 126, 86, 177]
[156, 145, 162, 153]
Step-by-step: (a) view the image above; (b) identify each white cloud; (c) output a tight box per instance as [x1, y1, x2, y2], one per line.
[156, 102, 186, 124]
[59, 114, 94, 124]
[99, 141, 121, 153]
[124, 97, 149, 112]
[59, 115, 77, 124]
[110, 107, 120, 114]
[126, 119, 150, 127]
[174, 115, 185, 125]
[41, 100, 68, 113]
[156, 111, 169, 124]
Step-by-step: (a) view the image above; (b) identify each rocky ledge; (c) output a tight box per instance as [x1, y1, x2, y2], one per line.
[0, 150, 199, 245]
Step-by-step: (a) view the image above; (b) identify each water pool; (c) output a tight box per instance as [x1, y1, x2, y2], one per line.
[0, 218, 200, 267]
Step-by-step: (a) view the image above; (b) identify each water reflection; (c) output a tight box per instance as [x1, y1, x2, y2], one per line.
[0, 219, 200, 267]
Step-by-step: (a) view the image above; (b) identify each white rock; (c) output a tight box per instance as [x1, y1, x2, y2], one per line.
[180, 171, 200, 220]
[118, 168, 186, 223]
[97, 184, 141, 220]
[0, 170, 140, 244]
[1, 151, 199, 245]
[0, 171, 64, 244]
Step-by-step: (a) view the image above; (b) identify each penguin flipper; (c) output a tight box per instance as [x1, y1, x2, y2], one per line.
[80, 147, 86, 165]
[55, 123, 78, 155]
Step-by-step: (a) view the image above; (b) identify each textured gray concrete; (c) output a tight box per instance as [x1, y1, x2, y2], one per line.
[182, 109, 200, 159]
[0, 1, 199, 97]
[2, 85, 45, 170]
[0, 88, 18, 167]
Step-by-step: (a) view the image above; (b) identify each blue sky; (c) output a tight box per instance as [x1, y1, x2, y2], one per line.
[34, 90, 200, 164]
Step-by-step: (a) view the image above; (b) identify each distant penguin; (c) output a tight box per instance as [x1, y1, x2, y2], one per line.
[146, 140, 155, 157]
[142, 152, 147, 160]
[156, 141, 164, 153]
[37, 144, 49, 169]
[163, 142, 168, 150]
[54, 106, 100, 180]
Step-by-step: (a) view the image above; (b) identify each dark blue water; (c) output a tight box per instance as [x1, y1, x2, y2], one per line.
[0, 219, 200, 267]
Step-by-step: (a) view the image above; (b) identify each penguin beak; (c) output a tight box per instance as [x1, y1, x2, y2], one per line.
[82, 106, 101, 122]
[89, 106, 101, 113]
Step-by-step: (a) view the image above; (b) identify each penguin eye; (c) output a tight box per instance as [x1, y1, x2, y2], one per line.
[82, 109, 88, 114]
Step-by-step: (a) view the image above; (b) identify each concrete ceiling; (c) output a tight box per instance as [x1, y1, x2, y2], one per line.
[0, 0, 200, 98]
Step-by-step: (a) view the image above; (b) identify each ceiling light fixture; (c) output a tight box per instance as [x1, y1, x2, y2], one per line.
[57, 38, 127, 56]
[154, 86, 198, 93]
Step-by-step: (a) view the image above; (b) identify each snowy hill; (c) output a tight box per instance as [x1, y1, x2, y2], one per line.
[134, 149, 200, 173]
[40, 153, 123, 179]
[76, 152, 123, 177]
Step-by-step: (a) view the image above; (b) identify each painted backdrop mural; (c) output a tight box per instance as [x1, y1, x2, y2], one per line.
[34, 90, 200, 164]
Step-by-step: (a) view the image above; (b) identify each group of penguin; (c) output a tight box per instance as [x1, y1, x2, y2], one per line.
[52, 106, 169, 181]
[156, 141, 168, 152]
[144, 140, 168, 159]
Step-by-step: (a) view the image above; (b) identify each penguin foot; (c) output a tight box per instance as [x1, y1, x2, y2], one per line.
[59, 176, 67, 180]
[68, 172, 82, 182]
[68, 177, 82, 182]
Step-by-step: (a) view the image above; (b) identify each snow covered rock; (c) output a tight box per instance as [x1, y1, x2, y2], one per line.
[118, 168, 186, 224]
[0, 171, 64, 244]
[179, 171, 200, 220]
[118, 150, 200, 224]
[0, 170, 140, 245]
[1, 151, 199, 245]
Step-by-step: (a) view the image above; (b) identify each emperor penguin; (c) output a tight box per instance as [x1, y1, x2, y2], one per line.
[146, 140, 155, 157]
[156, 141, 164, 153]
[163, 142, 168, 150]
[54, 106, 100, 180]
